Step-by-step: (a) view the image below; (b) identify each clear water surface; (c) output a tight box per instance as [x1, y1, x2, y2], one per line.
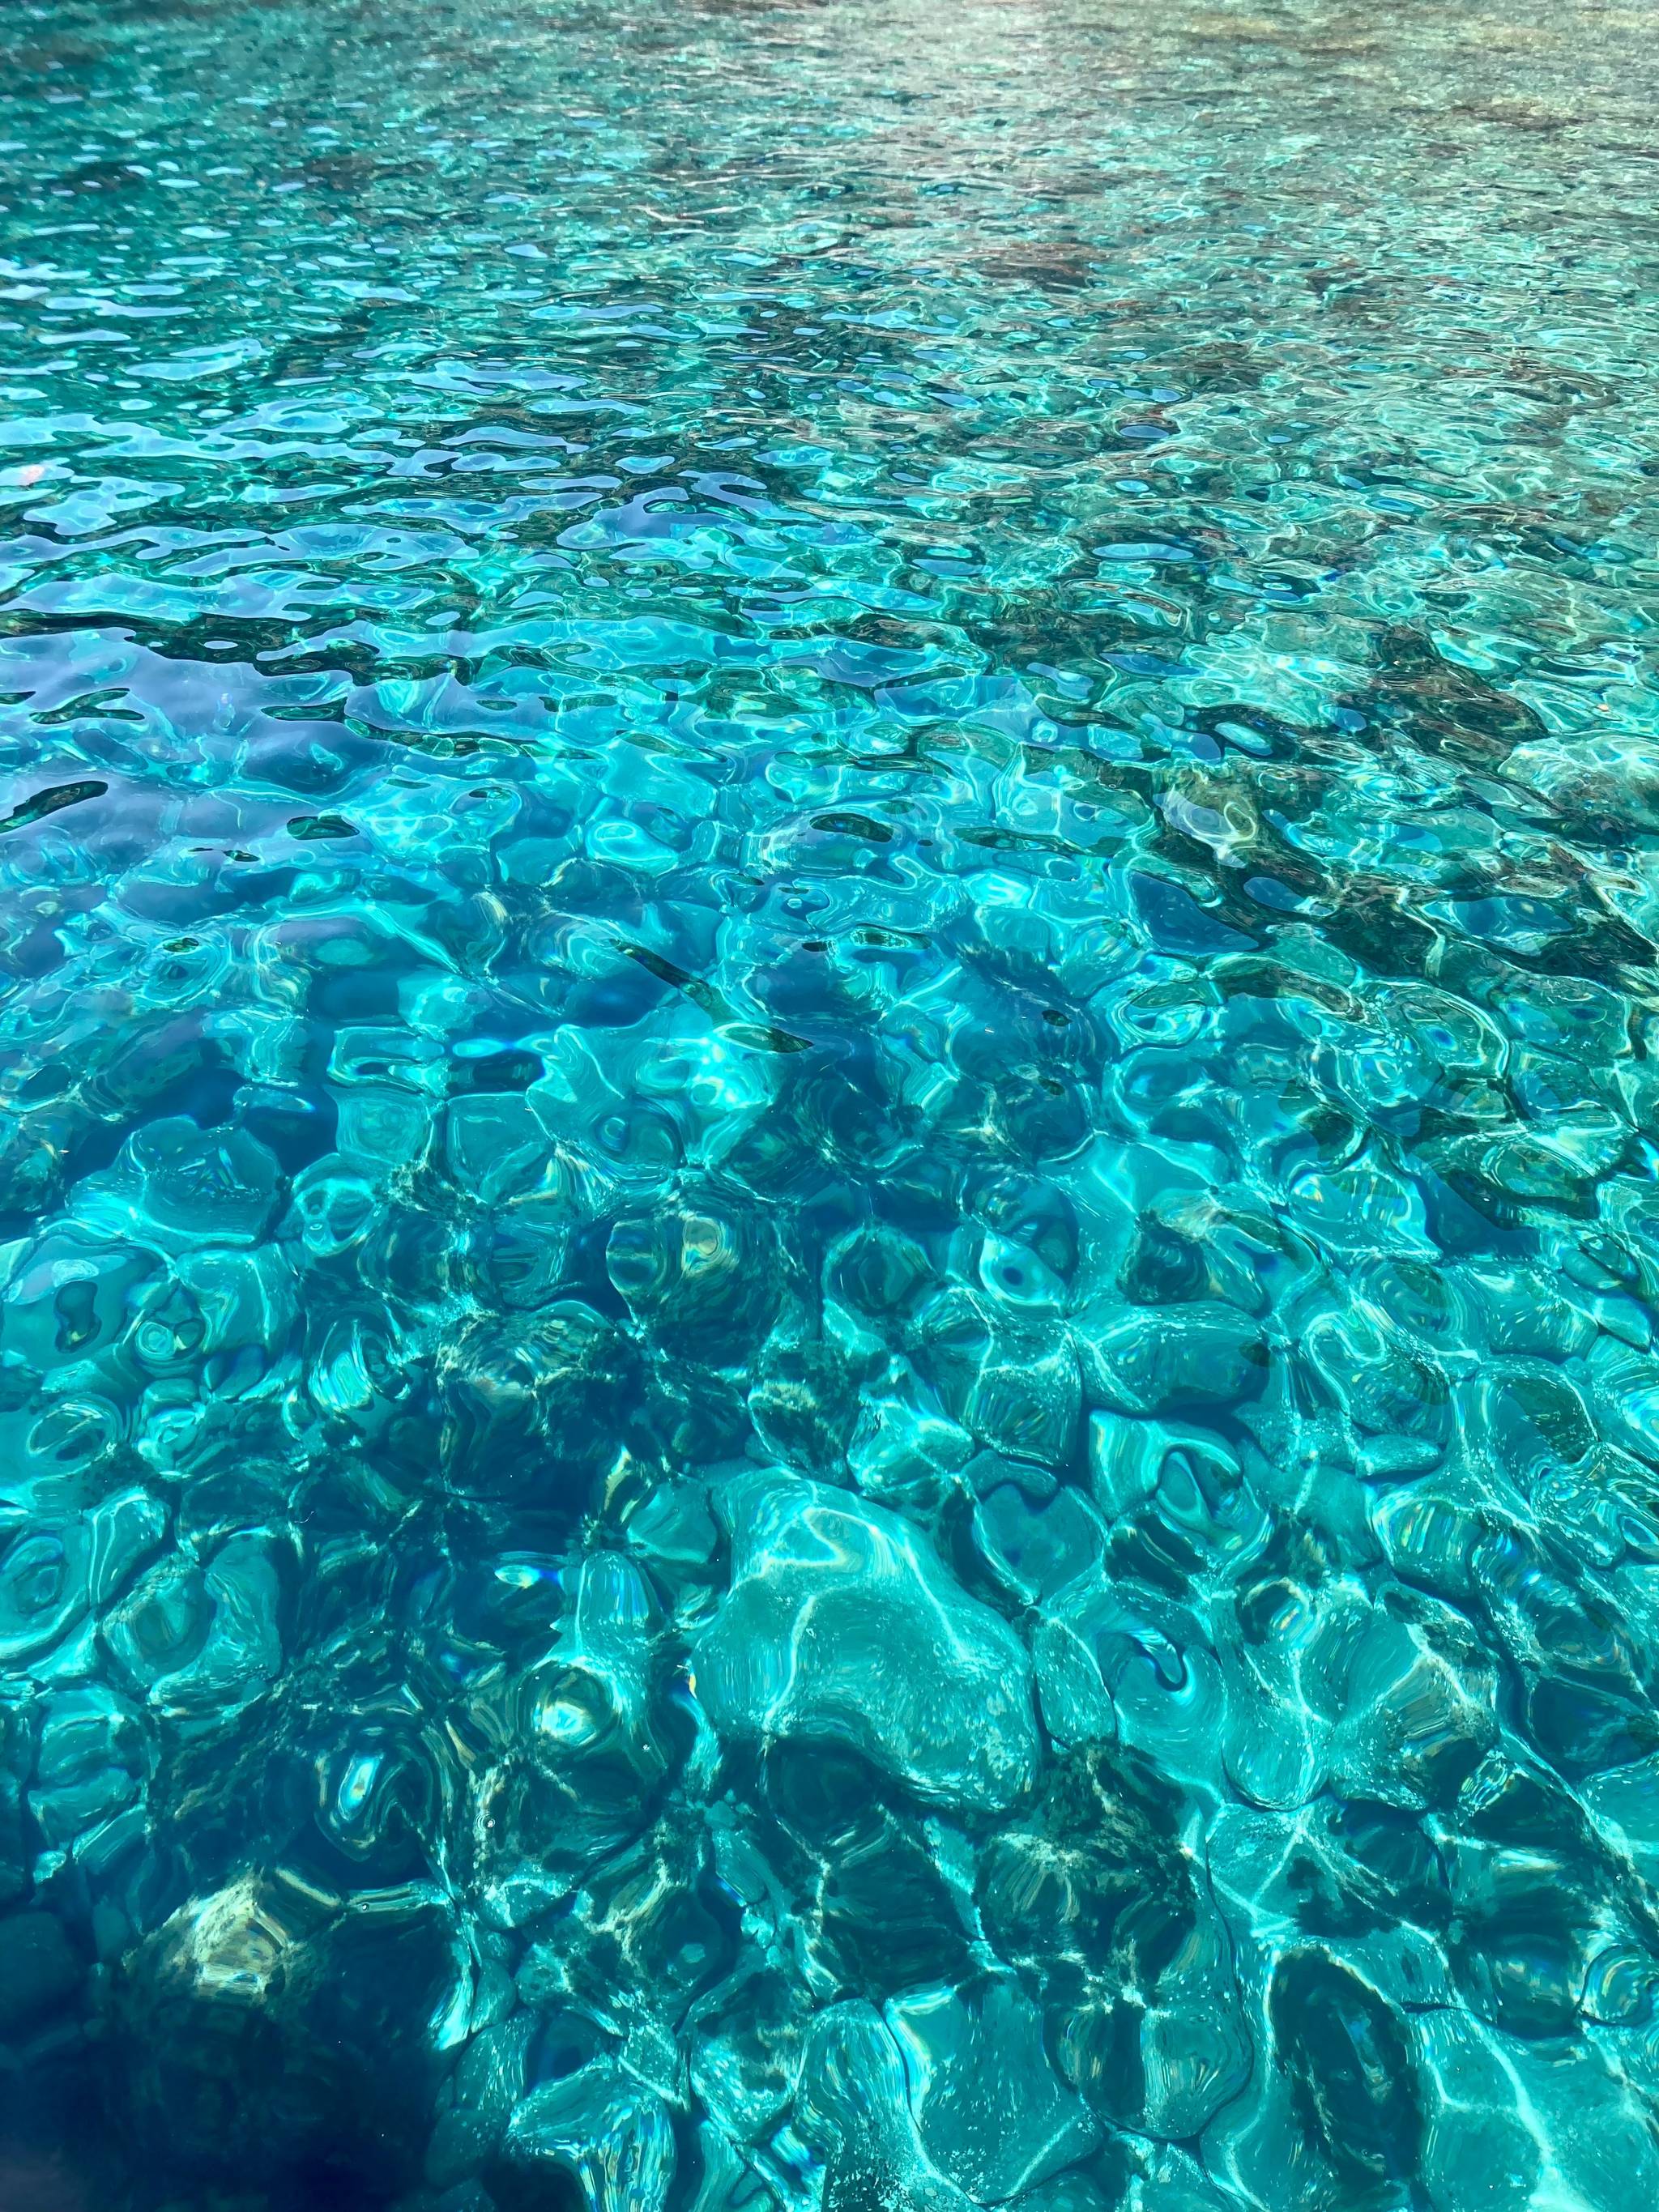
[2, 1, 1659, 2207]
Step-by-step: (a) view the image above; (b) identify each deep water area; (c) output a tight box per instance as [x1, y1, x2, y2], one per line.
[2, 0, 1659, 2206]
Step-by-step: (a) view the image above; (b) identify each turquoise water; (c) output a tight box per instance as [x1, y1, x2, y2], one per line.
[2, 0, 1659, 2205]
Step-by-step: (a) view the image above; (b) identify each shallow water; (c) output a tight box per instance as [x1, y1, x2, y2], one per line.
[2, 0, 1659, 2206]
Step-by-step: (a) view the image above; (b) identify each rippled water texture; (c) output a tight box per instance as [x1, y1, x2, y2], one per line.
[3, 0, 1659, 2205]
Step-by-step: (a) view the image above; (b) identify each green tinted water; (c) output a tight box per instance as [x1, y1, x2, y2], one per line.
[2, 2, 1659, 2208]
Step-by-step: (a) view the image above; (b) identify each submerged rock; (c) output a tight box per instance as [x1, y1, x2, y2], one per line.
[890, 1975, 1101, 2202]
[1269, 1950, 1423, 2193]
[693, 1473, 1039, 1813]
[112, 1875, 465, 2206]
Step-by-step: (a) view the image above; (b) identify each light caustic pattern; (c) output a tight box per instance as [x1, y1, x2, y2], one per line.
[2, 0, 1659, 2207]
